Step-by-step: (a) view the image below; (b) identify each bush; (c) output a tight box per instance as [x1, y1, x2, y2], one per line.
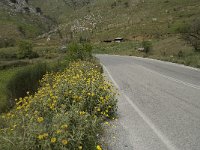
[28, 51, 39, 59]
[142, 40, 152, 54]
[0, 61, 29, 70]
[17, 40, 39, 59]
[0, 61, 117, 150]
[180, 19, 200, 51]
[0, 52, 17, 60]
[0, 38, 16, 48]
[124, 2, 129, 8]
[67, 42, 92, 61]
[177, 50, 184, 58]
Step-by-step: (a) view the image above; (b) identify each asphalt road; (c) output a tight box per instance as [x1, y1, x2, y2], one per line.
[96, 54, 200, 150]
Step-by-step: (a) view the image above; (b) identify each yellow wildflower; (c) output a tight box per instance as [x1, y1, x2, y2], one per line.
[96, 145, 102, 150]
[61, 139, 68, 145]
[38, 135, 44, 140]
[61, 124, 68, 129]
[51, 137, 57, 143]
[43, 133, 48, 138]
[37, 117, 44, 123]
[37, 133, 48, 140]
[56, 129, 62, 134]
[16, 106, 21, 110]
[78, 146, 83, 149]
[79, 111, 86, 115]
[105, 122, 109, 125]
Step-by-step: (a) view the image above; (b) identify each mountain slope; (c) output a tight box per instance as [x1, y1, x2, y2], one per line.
[1, 0, 200, 42]
[39, 0, 200, 41]
[0, 0, 54, 40]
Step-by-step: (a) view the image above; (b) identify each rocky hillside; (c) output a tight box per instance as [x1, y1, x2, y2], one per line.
[0, 0, 54, 42]
[1, 0, 200, 42]
[1, 0, 38, 14]
[26, 0, 200, 42]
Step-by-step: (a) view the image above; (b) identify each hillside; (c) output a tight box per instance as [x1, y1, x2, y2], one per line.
[2, 0, 200, 42]
[60, 0, 200, 41]
[0, 0, 54, 44]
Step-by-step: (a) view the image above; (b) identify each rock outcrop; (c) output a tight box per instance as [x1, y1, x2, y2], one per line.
[1, 0, 39, 14]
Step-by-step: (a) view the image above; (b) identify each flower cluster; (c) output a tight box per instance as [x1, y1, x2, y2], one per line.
[0, 61, 117, 150]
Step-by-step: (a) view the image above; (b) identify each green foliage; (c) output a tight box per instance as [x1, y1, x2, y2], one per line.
[67, 42, 92, 61]
[181, 18, 200, 51]
[0, 61, 117, 150]
[175, 23, 190, 34]
[6, 63, 48, 107]
[0, 59, 68, 114]
[17, 25, 26, 37]
[0, 53, 17, 60]
[17, 40, 39, 59]
[142, 41, 153, 54]
[0, 68, 20, 113]
[0, 38, 16, 48]
[177, 50, 184, 58]
[124, 2, 129, 8]
[0, 61, 29, 70]
[93, 41, 141, 56]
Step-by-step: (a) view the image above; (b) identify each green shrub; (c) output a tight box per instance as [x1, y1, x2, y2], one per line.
[0, 38, 16, 48]
[177, 50, 184, 58]
[17, 40, 39, 59]
[180, 18, 200, 51]
[27, 51, 39, 59]
[142, 40, 152, 54]
[0, 61, 29, 70]
[67, 42, 92, 61]
[0, 52, 17, 60]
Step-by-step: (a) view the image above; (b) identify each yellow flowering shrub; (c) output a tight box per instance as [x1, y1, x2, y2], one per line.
[0, 61, 117, 150]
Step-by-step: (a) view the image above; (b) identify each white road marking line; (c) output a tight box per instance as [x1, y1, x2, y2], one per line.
[102, 64, 179, 150]
[103, 54, 200, 72]
[132, 56, 200, 72]
[139, 66, 200, 90]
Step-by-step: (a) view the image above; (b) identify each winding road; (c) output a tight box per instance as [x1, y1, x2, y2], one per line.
[96, 54, 200, 150]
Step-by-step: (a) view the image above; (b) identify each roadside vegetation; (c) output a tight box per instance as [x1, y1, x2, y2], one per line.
[0, 42, 118, 149]
[0, 40, 68, 113]
[93, 35, 200, 68]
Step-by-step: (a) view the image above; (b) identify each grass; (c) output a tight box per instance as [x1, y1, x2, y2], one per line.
[1, 0, 200, 42]
[0, 45, 65, 69]
[0, 3, 53, 41]
[0, 41, 95, 114]
[93, 41, 143, 56]
[0, 68, 21, 113]
[93, 36, 200, 68]
[45, 0, 200, 41]
[0, 58, 69, 114]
